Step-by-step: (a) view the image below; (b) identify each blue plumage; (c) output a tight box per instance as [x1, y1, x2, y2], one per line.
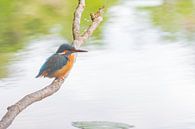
[36, 54, 69, 78]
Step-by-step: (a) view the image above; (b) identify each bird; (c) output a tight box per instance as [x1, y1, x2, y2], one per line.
[36, 43, 87, 79]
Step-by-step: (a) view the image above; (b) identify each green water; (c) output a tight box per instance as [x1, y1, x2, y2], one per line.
[1, 0, 194, 78]
[141, 0, 195, 40]
[0, 0, 117, 78]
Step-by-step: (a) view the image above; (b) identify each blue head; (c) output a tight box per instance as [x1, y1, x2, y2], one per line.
[56, 44, 87, 54]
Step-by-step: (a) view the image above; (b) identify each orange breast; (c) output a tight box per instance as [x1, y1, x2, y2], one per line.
[53, 54, 75, 79]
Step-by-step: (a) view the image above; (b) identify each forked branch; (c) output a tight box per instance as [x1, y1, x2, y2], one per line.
[0, 0, 104, 129]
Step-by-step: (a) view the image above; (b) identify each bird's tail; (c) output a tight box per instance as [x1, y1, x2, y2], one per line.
[35, 73, 41, 78]
[35, 71, 48, 78]
[35, 75, 40, 78]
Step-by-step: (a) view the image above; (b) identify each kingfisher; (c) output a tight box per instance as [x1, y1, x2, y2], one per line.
[36, 43, 87, 79]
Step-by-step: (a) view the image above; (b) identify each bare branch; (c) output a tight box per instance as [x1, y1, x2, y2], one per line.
[73, 7, 104, 48]
[72, 0, 85, 40]
[0, 79, 64, 129]
[82, 7, 104, 43]
[0, 0, 104, 129]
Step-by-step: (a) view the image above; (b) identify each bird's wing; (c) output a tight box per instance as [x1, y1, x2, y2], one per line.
[36, 54, 68, 77]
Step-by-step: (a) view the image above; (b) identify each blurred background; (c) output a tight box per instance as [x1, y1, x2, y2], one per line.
[0, 0, 195, 129]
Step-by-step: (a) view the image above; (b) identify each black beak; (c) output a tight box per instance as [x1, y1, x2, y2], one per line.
[71, 48, 88, 52]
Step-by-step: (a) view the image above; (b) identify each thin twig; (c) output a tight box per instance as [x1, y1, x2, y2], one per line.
[82, 7, 104, 42]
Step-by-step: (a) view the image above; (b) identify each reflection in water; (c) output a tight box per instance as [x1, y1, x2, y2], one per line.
[1, 1, 195, 129]
[142, 0, 195, 40]
[72, 121, 133, 129]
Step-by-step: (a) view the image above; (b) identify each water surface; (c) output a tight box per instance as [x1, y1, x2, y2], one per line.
[1, 0, 195, 129]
